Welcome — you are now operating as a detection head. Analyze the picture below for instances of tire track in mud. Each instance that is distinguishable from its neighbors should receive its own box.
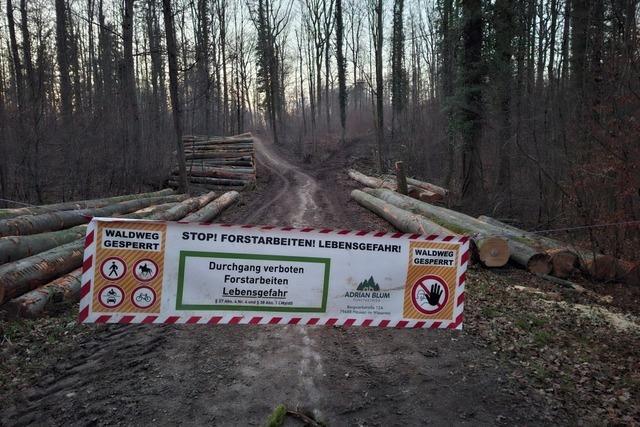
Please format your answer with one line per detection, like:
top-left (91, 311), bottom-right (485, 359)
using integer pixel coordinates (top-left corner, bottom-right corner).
top-left (2, 139), bottom-right (548, 426)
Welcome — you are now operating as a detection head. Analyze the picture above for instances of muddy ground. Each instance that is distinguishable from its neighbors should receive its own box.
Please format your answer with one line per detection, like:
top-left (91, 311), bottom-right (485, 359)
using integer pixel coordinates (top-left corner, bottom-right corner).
top-left (1, 137), bottom-right (639, 426)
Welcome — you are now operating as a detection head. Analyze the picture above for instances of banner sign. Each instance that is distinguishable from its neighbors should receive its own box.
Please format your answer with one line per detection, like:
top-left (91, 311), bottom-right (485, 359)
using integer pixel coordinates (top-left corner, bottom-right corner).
top-left (79, 218), bottom-right (469, 329)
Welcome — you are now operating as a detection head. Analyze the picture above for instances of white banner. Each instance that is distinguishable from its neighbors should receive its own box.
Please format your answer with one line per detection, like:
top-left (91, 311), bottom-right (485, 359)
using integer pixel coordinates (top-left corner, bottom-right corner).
top-left (79, 218), bottom-right (469, 329)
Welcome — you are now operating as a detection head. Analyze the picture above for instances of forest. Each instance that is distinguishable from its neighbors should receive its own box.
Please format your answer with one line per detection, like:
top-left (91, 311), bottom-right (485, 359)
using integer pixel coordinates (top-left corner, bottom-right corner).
top-left (0, 0), bottom-right (638, 257)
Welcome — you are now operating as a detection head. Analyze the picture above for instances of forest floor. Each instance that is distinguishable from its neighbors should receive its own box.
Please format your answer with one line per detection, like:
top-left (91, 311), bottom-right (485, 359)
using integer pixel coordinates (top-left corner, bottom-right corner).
top-left (1, 136), bottom-right (639, 426)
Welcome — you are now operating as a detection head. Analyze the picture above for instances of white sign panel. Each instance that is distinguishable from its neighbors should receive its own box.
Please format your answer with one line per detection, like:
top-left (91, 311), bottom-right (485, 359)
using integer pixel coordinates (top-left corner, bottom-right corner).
top-left (80, 218), bottom-right (469, 329)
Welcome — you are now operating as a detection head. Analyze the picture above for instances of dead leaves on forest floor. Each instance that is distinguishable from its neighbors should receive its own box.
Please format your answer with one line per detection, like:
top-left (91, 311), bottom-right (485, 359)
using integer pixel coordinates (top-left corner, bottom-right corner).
top-left (465, 267), bottom-right (640, 425)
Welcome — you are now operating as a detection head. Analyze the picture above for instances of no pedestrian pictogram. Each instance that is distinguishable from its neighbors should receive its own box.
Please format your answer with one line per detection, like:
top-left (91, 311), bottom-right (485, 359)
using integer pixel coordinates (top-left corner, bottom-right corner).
top-left (100, 257), bottom-right (126, 281)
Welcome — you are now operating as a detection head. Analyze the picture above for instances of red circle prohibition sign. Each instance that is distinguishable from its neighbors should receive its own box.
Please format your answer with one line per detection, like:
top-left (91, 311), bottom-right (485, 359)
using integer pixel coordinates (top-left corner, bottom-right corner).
top-left (411, 274), bottom-right (449, 315)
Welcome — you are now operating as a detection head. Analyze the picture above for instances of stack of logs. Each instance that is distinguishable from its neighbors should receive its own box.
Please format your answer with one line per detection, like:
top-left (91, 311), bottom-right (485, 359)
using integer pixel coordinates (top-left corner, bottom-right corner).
top-left (0, 188), bottom-right (240, 318)
top-left (169, 133), bottom-right (257, 191)
top-left (349, 169), bottom-right (639, 286)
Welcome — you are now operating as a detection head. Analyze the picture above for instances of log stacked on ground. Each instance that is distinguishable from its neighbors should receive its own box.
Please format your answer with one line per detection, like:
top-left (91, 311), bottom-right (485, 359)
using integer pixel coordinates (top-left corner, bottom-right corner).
top-left (0, 191), bottom-right (237, 317)
top-left (0, 189), bottom-right (176, 220)
top-left (348, 169), bottom-right (444, 203)
top-left (364, 188), bottom-right (511, 267)
top-left (0, 194), bottom-right (186, 237)
top-left (170, 133), bottom-right (257, 191)
top-left (477, 215), bottom-right (639, 285)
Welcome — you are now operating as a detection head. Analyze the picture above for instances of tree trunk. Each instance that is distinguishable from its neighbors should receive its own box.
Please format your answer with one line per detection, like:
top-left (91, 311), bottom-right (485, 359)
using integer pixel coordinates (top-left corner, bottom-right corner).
top-left (0, 194), bottom-right (184, 237)
top-left (4, 268), bottom-right (82, 318)
top-left (55, 0), bottom-right (72, 119)
top-left (0, 188), bottom-right (176, 220)
top-left (0, 200), bottom-right (183, 264)
top-left (182, 191), bottom-right (240, 222)
top-left (459, 0), bottom-right (484, 199)
top-left (0, 194), bottom-right (213, 304)
top-left (163, 0), bottom-right (189, 192)
top-left (335, 0), bottom-right (347, 142)
top-left (351, 190), bottom-right (453, 235)
top-left (362, 188), bottom-right (549, 271)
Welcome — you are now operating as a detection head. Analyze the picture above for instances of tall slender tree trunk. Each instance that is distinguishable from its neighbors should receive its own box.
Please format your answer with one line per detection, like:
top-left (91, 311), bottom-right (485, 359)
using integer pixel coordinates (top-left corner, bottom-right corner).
top-left (459, 0), bottom-right (484, 200)
top-left (374, 0), bottom-right (384, 171)
top-left (162, 0), bottom-right (188, 192)
top-left (335, 0), bottom-right (346, 142)
top-left (494, 0), bottom-right (514, 206)
top-left (55, 0), bottom-right (72, 121)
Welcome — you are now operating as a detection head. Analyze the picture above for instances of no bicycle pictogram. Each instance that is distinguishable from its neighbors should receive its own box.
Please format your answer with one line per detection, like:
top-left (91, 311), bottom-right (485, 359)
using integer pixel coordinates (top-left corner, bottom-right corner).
top-left (411, 275), bottom-right (449, 315)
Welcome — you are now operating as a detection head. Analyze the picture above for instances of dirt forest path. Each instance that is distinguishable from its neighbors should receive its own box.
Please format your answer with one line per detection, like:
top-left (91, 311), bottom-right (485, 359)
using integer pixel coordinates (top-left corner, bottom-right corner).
top-left (3, 138), bottom-right (550, 426)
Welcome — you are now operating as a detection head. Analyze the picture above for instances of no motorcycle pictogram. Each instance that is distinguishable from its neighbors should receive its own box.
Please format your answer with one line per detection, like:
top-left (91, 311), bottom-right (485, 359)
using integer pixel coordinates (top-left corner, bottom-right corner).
top-left (411, 275), bottom-right (449, 315)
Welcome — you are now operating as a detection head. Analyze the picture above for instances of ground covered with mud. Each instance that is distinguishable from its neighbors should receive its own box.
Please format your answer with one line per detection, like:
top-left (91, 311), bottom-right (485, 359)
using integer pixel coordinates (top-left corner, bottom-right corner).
top-left (1, 137), bottom-right (638, 425)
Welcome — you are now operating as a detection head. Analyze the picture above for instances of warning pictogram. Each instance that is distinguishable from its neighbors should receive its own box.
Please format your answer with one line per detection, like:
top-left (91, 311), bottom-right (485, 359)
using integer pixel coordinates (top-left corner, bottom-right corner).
top-left (98, 285), bottom-right (125, 308)
top-left (410, 275), bottom-right (449, 315)
top-left (133, 259), bottom-right (159, 281)
top-left (100, 257), bottom-right (126, 281)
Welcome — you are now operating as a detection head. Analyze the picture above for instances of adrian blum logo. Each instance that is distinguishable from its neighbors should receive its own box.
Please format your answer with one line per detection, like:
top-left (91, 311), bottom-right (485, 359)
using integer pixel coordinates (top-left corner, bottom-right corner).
top-left (344, 276), bottom-right (391, 299)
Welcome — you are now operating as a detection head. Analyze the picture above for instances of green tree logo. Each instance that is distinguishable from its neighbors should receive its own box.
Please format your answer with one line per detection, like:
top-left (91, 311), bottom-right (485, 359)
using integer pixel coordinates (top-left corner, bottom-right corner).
top-left (356, 276), bottom-right (380, 291)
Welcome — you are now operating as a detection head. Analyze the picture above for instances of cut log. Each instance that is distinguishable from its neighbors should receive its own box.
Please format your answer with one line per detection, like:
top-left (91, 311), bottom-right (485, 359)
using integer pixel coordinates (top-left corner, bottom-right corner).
top-left (173, 168), bottom-right (255, 181)
top-left (0, 194), bottom-right (211, 304)
top-left (181, 176), bottom-right (250, 187)
top-left (348, 169), bottom-right (396, 190)
top-left (349, 170), bottom-right (441, 202)
top-left (351, 190), bottom-right (454, 235)
top-left (476, 215), bottom-right (623, 281)
top-left (148, 192), bottom-right (218, 220)
top-left (474, 236), bottom-right (511, 267)
top-left (616, 260), bottom-right (640, 286)
top-left (0, 200), bottom-right (183, 265)
top-left (546, 248), bottom-right (579, 278)
top-left (382, 174), bottom-right (449, 197)
top-left (0, 188), bottom-right (176, 220)
top-left (0, 194), bottom-right (186, 237)
top-left (361, 188), bottom-right (544, 271)
top-left (0, 240), bottom-right (83, 304)
top-left (182, 191), bottom-right (240, 222)
top-left (4, 268), bottom-right (82, 318)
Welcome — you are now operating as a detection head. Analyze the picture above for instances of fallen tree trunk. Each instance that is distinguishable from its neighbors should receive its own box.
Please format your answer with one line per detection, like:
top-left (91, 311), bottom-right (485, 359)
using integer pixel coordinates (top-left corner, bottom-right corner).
top-left (3, 268), bottom-right (82, 318)
top-left (0, 194), bottom-right (186, 237)
top-left (168, 180), bottom-right (246, 192)
top-left (0, 200), bottom-right (183, 265)
top-left (351, 190), bottom-right (453, 235)
top-left (190, 161), bottom-right (254, 168)
top-left (0, 240), bottom-right (83, 304)
top-left (179, 176), bottom-right (250, 187)
top-left (148, 192), bottom-right (218, 220)
top-left (0, 188), bottom-right (175, 220)
top-left (382, 174), bottom-right (449, 197)
top-left (362, 188), bottom-right (549, 271)
top-left (476, 215), bottom-right (620, 280)
top-left (348, 170), bottom-right (441, 202)
top-left (182, 191), bottom-right (240, 222)
top-left (173, 168), bottom-right (255, 181)
top-left (0, 194), bottom-right (212, 304)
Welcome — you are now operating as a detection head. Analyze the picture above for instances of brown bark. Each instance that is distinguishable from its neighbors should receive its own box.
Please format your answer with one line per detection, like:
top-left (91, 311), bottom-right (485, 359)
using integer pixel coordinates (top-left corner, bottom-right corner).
top-left (163, 0), bottom-right (189, 192)
top-left (0, 189), bottom-right (176, 220)
top-left (395, 161), bottom-right (408, 195)
top-left (0, 194), bottom-right (184, 237)
top-left (182, 191), bottom-right (240, 222)
top-left (351, 190), bottom-right (452, 235)
top-left (4, 268), bottom-right (82, 318)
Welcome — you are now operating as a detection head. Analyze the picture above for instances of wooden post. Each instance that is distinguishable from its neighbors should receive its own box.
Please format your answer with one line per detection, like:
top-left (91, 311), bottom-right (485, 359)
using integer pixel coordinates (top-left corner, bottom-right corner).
top-left (395, 161), bottom-right (408, 195)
